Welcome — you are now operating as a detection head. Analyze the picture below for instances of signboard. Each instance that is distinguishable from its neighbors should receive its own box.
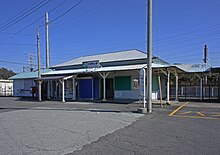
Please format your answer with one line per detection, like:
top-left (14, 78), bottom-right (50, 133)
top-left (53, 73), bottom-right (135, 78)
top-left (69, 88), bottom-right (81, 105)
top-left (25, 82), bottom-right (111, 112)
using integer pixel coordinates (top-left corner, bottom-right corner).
top-left (82, 60), bottom-right (100, 68)
top-left (139, 68), bottom-right (145, 96)
top-left (132, 77), bottom-right (140, 89)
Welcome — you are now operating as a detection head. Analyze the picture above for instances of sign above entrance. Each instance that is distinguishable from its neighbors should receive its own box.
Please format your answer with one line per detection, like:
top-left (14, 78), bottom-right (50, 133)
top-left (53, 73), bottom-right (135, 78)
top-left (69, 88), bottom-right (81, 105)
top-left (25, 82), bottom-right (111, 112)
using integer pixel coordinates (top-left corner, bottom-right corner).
top-left (82, 60), bottom-right (100, 68)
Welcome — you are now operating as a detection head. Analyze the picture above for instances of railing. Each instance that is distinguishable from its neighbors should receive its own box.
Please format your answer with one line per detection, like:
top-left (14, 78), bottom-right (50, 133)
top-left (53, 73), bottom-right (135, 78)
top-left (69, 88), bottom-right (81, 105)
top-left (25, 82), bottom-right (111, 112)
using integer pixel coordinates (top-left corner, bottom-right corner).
top-left (170, 85), bottom-right (219, 100)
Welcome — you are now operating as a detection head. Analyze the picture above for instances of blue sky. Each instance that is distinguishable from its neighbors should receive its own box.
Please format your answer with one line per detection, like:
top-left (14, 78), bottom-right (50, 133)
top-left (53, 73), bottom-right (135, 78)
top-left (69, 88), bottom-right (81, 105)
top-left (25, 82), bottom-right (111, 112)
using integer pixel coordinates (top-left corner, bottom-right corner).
top-left (0, 0), bottom-right (219, 72)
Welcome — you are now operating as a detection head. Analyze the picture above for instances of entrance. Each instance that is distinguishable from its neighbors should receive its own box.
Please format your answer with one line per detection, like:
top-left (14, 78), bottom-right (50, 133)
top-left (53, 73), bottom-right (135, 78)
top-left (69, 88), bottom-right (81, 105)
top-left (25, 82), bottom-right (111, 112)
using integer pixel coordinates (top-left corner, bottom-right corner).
top-left (101, 78), bottom-right (114, 99)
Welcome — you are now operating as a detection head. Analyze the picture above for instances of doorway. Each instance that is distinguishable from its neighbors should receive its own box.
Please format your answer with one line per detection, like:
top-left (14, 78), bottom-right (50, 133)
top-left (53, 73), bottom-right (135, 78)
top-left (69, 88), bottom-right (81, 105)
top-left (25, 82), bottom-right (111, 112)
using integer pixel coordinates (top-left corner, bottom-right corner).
top-left (101, 78), bottom-right (114, 99)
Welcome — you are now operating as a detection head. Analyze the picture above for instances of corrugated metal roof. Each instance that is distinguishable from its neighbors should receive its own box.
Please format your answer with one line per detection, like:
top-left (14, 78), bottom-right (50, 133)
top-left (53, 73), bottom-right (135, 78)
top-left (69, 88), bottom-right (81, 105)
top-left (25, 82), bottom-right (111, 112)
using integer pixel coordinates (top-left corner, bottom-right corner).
top-left (173, 64), bottom-right (210, 73)
top-left (43, 63), bottom-right (210, 76)
top-left (52, 49), bottom-right (147, 68)
top-left (43, 64), bottom-right (170, 76)
top-left (9, 69), bottom-right (51, 80)
top-left (38, 76), bottom-right (65, 80)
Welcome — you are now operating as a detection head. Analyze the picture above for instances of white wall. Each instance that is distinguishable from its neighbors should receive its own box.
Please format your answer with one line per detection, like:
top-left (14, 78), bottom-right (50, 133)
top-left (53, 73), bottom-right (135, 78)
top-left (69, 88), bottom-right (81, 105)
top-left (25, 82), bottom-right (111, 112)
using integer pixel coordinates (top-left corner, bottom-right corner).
top-left (109, 70), bottom-right (164, 100)
top-left (0, 81), bottom-right (13, 96)
top-left (13, 79), bottom-right (35, 97)
top-left (111, 70), bottom-right (140, 100)
top-left (115, 90), bottom-right (139, 99)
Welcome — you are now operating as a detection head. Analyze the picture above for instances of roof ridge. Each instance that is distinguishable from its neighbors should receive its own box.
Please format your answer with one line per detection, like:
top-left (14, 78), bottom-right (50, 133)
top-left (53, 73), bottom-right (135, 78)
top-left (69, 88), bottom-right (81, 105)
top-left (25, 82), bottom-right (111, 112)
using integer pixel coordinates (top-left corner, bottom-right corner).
top-left (79, 49), bottom-right (144, 58)
top-left (52, 49), bottom-right (148, 68)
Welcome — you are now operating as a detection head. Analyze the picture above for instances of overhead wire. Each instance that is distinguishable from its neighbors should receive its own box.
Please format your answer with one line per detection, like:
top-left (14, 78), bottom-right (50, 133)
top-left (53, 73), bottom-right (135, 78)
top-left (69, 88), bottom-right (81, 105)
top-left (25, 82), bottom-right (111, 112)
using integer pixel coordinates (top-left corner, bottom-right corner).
top-left (49, 0), bottom-right (85, 24)
top-left (166, 53), bottom-right (220, 62)
top-left (14, 15), bottom-right (44, 35)
top-left (165, 51), bottom-right (220, 61)
top-left (14, 0), bottom-right (70, 35)
top-left (152, 0), bottom-right (219, 60)
top-left (52, 0), bottom-right (109, 27)
top-left (0, 0), bottom-right (39, 27)
top-left (153, 24), bottom-right (220, 43)
top-left (155, 29), bottom-right (220, 47)
top-left (163, 53), bottom-right (203, 60)
top-left (48, 0), bottom-right (70, 13)
top-left (0, 0), bottom-right (86, 68)
top-left (0, 31), bottom-right (34, 36)
top-left (0, 60), bottom-right (29, 65)
top-left (1, 0), bottom-right (219, 67)
top-left (156, 36), bottom-right (220, 53)
top-left (0, 42), bottom-right (36, 46)
top-left (0, 0), bottom-right (53, 32)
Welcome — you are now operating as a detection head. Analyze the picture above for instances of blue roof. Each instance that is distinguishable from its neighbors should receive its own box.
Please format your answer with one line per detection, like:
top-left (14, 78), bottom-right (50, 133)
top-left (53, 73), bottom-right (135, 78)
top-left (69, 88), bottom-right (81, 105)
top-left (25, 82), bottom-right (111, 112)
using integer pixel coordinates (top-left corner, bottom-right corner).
top-left (9, 69), bottom-right (51, 80)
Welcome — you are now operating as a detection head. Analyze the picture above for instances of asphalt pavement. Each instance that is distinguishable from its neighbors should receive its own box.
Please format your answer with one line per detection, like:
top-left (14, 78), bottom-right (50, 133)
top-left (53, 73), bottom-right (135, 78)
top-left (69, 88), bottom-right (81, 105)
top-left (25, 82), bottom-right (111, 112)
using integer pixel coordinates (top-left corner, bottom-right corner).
top-left (0, 97), bottom-right (220, 155)
top-left (68, 101), bottom-right (220, 155)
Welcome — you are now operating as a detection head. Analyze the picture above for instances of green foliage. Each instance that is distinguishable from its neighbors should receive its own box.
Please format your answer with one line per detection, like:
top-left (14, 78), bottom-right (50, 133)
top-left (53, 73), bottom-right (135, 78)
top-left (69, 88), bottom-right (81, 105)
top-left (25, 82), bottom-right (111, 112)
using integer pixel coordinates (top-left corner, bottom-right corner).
top-left (0, 68), bottom-right (16, 79)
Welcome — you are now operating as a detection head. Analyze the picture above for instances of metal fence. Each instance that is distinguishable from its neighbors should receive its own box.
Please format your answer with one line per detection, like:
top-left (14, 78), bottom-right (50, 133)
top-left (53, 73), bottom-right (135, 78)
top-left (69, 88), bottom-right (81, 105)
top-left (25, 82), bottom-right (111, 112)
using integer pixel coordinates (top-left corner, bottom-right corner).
top-left (170, 85), bottom-right (219, 100)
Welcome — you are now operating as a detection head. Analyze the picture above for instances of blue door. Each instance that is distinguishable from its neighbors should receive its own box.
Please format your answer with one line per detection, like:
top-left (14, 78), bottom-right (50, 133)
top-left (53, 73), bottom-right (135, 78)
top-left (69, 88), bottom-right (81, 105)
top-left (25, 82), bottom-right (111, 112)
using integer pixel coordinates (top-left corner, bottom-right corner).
top-left (79, 79), bottom-right (92, 98)
top-left (93, 78), bottom-right (99, 99)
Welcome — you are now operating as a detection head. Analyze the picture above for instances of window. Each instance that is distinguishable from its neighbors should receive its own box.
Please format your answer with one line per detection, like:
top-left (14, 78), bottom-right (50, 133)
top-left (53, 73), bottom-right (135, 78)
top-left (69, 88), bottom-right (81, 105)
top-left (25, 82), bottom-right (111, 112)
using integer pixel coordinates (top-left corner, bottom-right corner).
top-left (115, 76), bottom-right (131, 90)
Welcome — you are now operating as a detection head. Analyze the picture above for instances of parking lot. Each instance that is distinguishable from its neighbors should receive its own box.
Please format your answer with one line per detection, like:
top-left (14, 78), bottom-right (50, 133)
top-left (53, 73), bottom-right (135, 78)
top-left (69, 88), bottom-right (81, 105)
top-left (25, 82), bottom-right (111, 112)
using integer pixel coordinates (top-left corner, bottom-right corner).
top-left (71, 101), bottom-right (220, 155)
top-left (0, 97), bottom-right (144, 155)
top-left (0, 97), bottom-right (220, 155)
top-left (169, 101), bottom-right (220, 120)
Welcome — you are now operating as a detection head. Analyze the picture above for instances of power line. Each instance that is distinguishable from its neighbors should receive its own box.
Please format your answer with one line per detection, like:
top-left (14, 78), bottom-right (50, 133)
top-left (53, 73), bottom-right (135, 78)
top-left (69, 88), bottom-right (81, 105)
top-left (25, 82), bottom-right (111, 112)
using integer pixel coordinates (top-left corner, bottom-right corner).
top-left (154, 49), bottom-right (220, 64)
top-left (49, 0), bottom-right (70, 13)
top-left (0, 0), bottom-right (53, 32)
top-left (157, 37), bottom-right (220, 53)
top-left (53, 0), bottom-right (109, 27)
top-left (0, 31), bottom-right (34, 36)
top-left (152, 27), bottom-right (220, 50)
top-left (156, 30), bottom-right (220, 47)
top-left (153, 0), bottom-right (220, 39)
top-left (0, 0), bottom-right (51, 30)
top-left (14, 15), bottom-right (44, 35)
top-left (153, 24), bottom-right (220, 43)
top-left (166, 54), bottom-right (220, 62)
top-left (162, 53), bottom-right (203, 60)
top-left (209, 52), bottom-right (220, 55)
top-left (0, 0), bottom-right (39, 27)
top-left (14, 0), bottom-right (70, 35)
top-left (50, 0), bottom-right (85, 24)
top-left (0, 42), bottom-right (36, 46)
top-left (0, 60), bottom-right (28, 65)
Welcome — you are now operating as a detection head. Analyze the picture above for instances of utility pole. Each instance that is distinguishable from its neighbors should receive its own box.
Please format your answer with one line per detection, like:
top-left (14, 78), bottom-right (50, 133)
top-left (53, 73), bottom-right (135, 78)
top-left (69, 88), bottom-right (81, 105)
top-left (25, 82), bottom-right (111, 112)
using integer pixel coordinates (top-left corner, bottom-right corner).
top-left (45, 12), bottom-right (50, 99)
top-left (203, 45), bottom-right (208, 85)
top-left (138, 0), bottom-right (152, 114)
top-left (147, 0), bottom-right (152, 113)
top-left (204, 45), bottom-right (208, 64)
top-left (37, 27), bottom-right (42, 102)
top-left (45, 12), bottom-right (50, 68)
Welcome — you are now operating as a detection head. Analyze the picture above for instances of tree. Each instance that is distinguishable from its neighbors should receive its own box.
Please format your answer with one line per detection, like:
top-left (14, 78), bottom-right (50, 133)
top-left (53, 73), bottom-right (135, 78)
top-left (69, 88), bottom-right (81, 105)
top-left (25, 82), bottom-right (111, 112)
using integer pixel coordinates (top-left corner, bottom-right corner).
top-left (0, 68), bottom-right (16, 79)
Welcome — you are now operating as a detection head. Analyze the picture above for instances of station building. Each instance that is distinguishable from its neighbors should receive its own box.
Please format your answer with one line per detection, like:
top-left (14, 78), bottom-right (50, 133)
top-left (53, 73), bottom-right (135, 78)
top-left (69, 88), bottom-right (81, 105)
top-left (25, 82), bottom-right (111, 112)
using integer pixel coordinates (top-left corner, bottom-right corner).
top-left (10, 49), bottom-right (212, 103)
top-left (41, 49), bottom-right (169, 102)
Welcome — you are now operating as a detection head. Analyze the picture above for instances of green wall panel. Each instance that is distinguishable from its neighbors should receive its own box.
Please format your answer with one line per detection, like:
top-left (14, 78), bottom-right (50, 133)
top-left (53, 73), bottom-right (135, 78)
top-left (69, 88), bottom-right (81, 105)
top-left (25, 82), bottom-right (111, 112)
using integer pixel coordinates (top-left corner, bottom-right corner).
top-left (153, 75), bottom-right (159, 91)
top-left (115, 76), bottom-right (131, 90)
